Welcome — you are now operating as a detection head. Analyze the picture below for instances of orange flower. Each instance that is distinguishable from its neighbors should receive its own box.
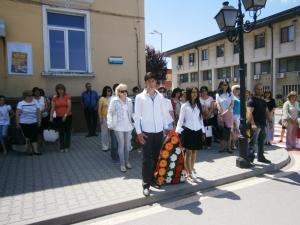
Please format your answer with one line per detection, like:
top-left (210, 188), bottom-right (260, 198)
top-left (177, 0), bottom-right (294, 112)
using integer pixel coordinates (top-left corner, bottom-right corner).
top-left (157, 176), bottom-right (165, 185)
top-left (158, 168), bottom-right (166, 176)
top-left (159, 160), bottom-right (167, 168)
top-left (164, 142), bottom-right (173, 151)
top-left (160, 150), bottom-right (170, 159)
top-left (170, 136), bottom-right (179, 145)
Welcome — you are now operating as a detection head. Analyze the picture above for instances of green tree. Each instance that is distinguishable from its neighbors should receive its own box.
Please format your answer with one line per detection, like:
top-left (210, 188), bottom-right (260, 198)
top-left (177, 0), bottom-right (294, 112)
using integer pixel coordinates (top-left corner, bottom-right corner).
top-left (145, 45), bottom-right (168, 81)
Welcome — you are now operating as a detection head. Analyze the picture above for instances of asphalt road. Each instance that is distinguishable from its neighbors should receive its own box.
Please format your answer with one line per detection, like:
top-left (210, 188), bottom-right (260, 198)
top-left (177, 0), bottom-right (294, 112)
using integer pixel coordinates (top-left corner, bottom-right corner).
top-left (78, 151), bottom-right (300, 225)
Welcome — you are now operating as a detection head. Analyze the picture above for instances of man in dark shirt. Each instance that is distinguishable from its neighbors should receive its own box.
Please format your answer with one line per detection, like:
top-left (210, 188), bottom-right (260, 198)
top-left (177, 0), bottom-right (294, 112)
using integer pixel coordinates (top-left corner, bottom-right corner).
top-left (247, 83), bottom-right (271, 164)
top-left (81, 82), bottom-right (99, 137)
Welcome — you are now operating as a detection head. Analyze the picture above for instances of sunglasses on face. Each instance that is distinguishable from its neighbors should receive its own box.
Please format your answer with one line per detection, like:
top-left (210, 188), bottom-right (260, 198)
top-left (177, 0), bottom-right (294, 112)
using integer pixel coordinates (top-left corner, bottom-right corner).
top-left (120, 90), bottom-right (128, 94)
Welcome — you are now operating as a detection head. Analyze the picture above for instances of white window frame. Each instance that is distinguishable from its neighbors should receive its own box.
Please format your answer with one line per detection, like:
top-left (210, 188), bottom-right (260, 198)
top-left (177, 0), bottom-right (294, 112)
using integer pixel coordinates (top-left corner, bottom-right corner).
top-left (42, 5), bottom-right (92, 74)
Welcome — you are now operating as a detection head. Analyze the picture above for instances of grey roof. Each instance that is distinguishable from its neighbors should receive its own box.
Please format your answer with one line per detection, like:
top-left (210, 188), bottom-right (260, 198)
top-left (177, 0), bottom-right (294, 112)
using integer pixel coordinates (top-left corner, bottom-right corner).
top-left (164, 5), bottom-right (300, 56)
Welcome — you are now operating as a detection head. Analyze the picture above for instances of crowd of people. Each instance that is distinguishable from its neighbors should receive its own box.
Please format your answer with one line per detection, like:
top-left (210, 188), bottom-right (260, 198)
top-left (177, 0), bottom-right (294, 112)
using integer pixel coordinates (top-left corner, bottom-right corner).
top-left (0, 73), bottom-right (299, 197)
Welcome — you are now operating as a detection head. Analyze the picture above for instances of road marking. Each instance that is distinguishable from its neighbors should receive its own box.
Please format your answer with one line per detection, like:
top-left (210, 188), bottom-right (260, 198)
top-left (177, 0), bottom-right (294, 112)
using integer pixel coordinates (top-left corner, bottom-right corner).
top-left (82, 154), bottom-right (300, 225)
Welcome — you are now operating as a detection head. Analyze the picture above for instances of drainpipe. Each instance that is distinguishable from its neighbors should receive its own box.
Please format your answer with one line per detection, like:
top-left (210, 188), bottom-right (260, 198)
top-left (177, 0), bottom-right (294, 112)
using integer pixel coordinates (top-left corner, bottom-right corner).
top-left (134, 27), bottom-right (140, 88)
top-left (269, 23), bottom-right (275, 97)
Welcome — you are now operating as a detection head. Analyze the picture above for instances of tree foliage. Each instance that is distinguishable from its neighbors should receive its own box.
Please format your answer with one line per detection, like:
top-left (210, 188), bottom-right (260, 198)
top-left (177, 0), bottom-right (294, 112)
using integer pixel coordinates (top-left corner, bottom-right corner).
top-left (145, 45), bottom-right (168, 81)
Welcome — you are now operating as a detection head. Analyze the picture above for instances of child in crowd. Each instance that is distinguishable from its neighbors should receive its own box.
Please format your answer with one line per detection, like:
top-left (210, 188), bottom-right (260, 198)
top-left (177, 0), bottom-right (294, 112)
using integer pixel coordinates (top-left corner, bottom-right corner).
top-left (0, 95), bottom-right (13, 154)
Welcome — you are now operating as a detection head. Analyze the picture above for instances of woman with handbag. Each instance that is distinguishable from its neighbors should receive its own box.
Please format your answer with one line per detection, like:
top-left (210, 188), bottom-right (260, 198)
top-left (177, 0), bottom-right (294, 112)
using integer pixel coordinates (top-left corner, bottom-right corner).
top-left (107, 84), bottom-right (134, 172)
top-left (199, 86), bottom-right (214, 149)
top-left (216, 80), bottom-right (234, 153)
top-left (282, 91), bottom-right (299, 150)
top-left (50, 84), bottom-right (72, 152)
top-left (16, 90), bottom-right (41, 155)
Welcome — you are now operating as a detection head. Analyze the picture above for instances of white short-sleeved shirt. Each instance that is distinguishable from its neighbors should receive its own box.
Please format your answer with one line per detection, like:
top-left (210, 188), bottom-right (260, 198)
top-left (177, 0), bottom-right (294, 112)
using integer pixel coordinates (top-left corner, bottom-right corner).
top-left (34, 96), bottom-right (48, 118)
top-left (0, 105), bottom-right (12, 125)
top-left (200, 96), bottom-right (214, 119)
top-left (216, 92), bottom-right (234, 112)
top-left (17, 100), bottom-right (39, 124)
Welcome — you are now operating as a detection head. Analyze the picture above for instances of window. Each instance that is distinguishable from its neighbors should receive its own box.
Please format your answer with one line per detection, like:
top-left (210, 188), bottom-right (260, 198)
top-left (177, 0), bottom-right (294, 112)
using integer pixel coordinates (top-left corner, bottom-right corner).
top-left (254, 32), bottom-right (265, 49)
top-left (177, 56), bottom-right (183, 66)
top-left (179, 73), bottom-right (188, 83)
top-left (233, 43), bottom-right (239, 54)
top-left (254, 61), bottom-right (270, 74)
top-left (279, 56), bottom-right (300, 73)
top-left (217, 67), bottom-right (231, 79)
top-left (189, 53), bottom-right (195, 64)
top-left (201, 49), bottom-right (208, 60)
top-left (283, 84), bottom-right (300, 100)
top-left (190, 72), bottom-right (199, 82)
top-left (234, 66), bottom-right (239, 78)
top-left (216, 44), bottom-right (224, 57)
top-left (281, 25), bottom-right (294, 43)
top-left (202, 70), bottom-right (212, 81)
top-left (43, 7), bottom-right (91, 73)
top-left (234, 64), bottom-right (247, 78)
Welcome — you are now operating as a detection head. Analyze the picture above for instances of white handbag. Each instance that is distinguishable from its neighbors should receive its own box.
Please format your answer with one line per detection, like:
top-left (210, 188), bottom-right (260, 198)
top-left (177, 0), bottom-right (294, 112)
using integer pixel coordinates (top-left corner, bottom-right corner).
top-left (205, 126), bottom-right (213, 137)
top-left (43, 129), bottom-right (59, 142)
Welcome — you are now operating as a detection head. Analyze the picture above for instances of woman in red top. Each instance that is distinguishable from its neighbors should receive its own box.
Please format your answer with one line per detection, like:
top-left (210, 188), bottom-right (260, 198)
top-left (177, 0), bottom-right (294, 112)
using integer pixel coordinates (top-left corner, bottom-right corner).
top-left (50, 84), bottom-right (72, 152)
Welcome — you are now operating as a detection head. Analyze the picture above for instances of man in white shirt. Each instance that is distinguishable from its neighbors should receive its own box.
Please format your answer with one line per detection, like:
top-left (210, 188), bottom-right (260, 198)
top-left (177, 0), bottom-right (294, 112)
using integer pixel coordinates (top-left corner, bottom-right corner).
top-left (134, 72), bottom-right (169, 197)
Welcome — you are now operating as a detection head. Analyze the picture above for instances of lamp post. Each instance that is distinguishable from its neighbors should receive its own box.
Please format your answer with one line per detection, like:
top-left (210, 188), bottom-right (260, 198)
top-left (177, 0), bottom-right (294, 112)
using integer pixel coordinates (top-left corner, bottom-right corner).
top-left (215, 0), bottom-right (267, 168)
top-left (150, 30), bottom-right (163, 52)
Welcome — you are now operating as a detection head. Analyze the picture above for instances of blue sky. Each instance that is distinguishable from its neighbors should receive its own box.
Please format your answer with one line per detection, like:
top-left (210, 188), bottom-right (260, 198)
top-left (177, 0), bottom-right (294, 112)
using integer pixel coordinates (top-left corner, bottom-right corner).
top-left (145, 0), bottom-right (300, 54)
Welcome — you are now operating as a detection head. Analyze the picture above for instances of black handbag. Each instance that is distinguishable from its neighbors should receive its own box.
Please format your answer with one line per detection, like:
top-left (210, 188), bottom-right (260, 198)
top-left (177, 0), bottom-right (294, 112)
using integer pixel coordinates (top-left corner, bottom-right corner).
top-left (12, 128), bottom-right (26, 145)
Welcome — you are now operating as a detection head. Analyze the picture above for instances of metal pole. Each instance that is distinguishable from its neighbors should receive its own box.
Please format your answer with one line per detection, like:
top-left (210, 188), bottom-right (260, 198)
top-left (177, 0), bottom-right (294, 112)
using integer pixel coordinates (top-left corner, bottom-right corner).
top-left (160, 33), bottom-right (163, 52)
top-left (236, 0), bottom-right (251, 168)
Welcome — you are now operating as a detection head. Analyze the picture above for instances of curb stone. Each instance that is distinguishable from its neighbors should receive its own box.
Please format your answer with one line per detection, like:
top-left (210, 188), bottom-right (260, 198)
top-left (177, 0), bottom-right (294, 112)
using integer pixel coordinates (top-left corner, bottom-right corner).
top-left (27, 149), bottom-right (290, 225)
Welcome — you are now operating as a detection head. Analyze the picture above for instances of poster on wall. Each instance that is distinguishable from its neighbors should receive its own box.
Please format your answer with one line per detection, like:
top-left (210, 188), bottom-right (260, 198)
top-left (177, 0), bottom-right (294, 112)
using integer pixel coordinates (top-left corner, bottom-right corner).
top-left (7, 42), bottom-right (33, 75)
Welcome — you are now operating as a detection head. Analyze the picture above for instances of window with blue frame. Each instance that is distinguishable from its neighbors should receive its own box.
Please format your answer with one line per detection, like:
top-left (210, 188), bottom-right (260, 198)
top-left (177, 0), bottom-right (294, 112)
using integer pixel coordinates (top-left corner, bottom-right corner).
top-left (47, 12), bottom-right (87, 72)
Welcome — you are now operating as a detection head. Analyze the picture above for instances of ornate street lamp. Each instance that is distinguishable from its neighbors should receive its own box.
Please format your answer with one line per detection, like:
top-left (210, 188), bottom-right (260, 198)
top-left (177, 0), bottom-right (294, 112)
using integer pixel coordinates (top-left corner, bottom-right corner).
top-left (215, 0), bottom-right (267, 168)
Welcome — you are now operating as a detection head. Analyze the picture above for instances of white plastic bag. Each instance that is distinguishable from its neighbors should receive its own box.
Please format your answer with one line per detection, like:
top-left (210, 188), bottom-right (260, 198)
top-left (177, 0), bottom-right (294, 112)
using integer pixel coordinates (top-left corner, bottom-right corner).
top-left (43, 129), bottom-right (59, 142)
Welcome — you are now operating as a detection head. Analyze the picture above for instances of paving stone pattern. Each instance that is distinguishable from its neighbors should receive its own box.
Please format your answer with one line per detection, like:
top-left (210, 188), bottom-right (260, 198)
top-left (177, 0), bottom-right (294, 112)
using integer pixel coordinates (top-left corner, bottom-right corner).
top-left (0, 134), bottom-right (287, 225)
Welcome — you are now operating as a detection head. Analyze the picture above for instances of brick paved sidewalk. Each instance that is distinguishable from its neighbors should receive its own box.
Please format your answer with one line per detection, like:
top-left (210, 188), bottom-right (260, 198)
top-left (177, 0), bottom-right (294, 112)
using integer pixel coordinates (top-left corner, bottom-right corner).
top-left (0, 134), bottom-right (289, 225)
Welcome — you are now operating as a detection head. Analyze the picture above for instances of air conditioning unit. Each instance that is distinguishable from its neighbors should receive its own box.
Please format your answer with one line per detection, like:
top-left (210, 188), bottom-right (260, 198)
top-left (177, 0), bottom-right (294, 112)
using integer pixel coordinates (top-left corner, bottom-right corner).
top-left (253, 74), bottom-right (260, 80)
top-left (208, 80), bottom-right (212, 84)
top-left (233, 77), bottom-right (239, 82)
top-left (189, 62), bottom-right (194, 66)
top-left (297, 71), bottom-right (300, 76)
top-left (276, 73), bottom-right (285, 79)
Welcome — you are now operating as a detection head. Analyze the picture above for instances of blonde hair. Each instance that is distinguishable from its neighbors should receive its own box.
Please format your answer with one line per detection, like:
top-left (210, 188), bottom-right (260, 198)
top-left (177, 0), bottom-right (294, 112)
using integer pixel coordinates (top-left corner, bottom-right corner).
top-left (115, 83), bottom-right (128, 97)
top-left (287, 91), bottom-right (297, 100)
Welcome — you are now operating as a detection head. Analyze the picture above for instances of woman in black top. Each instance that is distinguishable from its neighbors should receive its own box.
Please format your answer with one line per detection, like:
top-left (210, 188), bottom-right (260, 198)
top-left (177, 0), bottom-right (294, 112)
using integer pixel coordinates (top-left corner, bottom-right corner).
top-left (264, 90), bottom-right (276, 145)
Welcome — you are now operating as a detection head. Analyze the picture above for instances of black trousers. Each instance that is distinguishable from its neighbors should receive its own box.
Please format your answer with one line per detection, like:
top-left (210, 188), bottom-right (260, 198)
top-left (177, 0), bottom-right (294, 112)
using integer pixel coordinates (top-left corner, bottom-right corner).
top-left (84, 108), bottom-right (98, 135)
top-left (142, 131), bottom-right (163, 188)
top-left (54, 115), bottom-right (72, 149)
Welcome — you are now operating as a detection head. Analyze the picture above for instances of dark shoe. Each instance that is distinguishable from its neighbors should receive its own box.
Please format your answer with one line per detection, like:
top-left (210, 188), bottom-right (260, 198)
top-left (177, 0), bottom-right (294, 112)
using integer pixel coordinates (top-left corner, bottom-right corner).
top-left (92, 134), bottom-right (98, 137)
top-left (258, 158), bottom-right (271, 164)
top-left (34, 152), bottom-right (42, 155)
top-left (85, 134), bottom-right (92, 137)
top-left (150, 182), bottom-right (161, 189)
top-left (143, 188), bottom-right (150, 197)
top-left (219, 149), bottom-right (225, 153)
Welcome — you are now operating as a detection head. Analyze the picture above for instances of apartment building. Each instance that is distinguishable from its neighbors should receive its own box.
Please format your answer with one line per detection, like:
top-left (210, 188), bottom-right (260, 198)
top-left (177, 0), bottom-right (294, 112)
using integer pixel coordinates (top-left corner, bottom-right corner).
top-left (165, 6), bottom-right (300, 100)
